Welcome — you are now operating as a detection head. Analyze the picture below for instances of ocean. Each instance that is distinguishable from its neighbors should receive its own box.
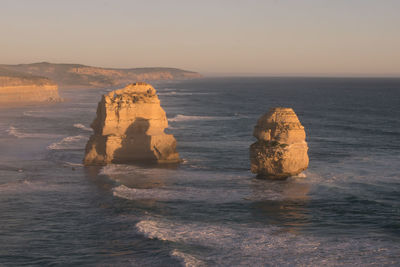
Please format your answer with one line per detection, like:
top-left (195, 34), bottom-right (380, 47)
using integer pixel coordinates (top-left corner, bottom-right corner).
top-left (0, 77), bottom-right (399, 266)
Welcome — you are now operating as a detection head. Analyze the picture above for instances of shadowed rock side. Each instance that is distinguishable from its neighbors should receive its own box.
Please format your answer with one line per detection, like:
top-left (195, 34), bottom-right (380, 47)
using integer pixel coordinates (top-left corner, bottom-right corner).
top-left (0, 67), bottom-right (60, 104)
top-left (250, 107), bottom-right (309, 179)
top-left (84, 82), bottom-right (180, 165)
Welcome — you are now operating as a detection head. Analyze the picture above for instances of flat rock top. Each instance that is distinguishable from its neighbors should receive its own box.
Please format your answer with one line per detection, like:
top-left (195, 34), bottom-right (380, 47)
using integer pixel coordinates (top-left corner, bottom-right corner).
top-left (253, 107), bottom-right (306, 143)
top-left (108, 82), bottom-right (156, 98)
top-left (257, 107), bottom-right (303, 126)
top-left (104, 82), bottom-right (159, 104)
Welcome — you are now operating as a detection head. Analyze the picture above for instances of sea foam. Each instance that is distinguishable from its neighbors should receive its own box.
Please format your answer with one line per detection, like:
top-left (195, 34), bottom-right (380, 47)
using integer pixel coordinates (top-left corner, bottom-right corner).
top-left (136, 218), bottom-right (399, 266)
top-left (47, 135), bottom-right (88, 150)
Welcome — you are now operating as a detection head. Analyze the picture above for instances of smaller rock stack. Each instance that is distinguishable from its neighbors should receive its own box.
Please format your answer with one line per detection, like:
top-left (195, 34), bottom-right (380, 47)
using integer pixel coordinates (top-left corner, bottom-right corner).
top-left (250, 107), bottom-right (309, 179)
top-left (84, 82), bottom-right (180, 165)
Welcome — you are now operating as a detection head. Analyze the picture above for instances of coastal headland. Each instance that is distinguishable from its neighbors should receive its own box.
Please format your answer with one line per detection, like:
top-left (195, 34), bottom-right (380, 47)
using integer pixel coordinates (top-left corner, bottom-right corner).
top-left (0, 67), bottom-right (60, 104)
top-left (1, 62), bottom-right (202, 88)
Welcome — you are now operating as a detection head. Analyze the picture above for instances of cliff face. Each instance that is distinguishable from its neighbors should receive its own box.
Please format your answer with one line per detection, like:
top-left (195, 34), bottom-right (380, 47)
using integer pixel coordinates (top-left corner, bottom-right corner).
top-left (0, 68), bottom-right (60, 104)
top-left (1, 62), bottom-right (202, 88)
top-left (84, 82), bottom-right (180, 165)
top-left (250, 107), bottom-right (309, 179)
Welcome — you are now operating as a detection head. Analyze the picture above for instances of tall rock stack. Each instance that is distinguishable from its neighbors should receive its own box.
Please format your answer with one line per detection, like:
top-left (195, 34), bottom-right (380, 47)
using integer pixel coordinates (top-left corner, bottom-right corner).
top-left (250, 107), bottom-right (309, 179)
top-left (84, 82), bottom-right (180, 165)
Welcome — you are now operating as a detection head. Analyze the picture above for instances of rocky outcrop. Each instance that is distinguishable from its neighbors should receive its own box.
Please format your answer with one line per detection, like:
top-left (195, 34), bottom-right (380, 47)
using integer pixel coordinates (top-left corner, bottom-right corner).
top-left (1, 62), bottom-right (202, 88)
top-left (250, 107), bottom-right (309, 179)
top-left (0, 68), bottom-right (60, 104)
top-left (84, 82), bottom-right (180, 165)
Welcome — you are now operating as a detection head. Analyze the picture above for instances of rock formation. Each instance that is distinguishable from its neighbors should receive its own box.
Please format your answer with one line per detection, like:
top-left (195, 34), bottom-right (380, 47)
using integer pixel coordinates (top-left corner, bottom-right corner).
top-left (250, 107), bottom-right (309, 179)
top-left (0, 67), bottom-right (60, 104)
top-left (84, 82), bottom-right (180, 165)
top-left (1, 62), bottom-right (202, 88)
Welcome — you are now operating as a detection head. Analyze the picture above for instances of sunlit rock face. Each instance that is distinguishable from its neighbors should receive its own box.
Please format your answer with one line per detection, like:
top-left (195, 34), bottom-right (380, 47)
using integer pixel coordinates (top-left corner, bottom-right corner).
top-left (84, 82), bottom-right (180, 165)
top-left (250, 107), bottom-right (309, 179)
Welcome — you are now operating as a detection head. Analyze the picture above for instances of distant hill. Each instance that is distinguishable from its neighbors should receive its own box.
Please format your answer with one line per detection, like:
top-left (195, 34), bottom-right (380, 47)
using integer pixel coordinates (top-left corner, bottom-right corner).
top-left (0, 62), bottom-right (202, 88)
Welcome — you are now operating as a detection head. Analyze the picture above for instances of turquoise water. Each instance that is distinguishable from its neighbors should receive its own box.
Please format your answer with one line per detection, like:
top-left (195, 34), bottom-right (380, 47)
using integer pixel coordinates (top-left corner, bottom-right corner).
top-left (0, 78), bottom-right (399, 266)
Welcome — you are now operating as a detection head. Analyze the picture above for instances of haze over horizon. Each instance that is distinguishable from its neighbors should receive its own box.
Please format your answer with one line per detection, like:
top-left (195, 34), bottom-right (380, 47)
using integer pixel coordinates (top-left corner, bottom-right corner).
top-left (1, 0), bottom-right (400, 77)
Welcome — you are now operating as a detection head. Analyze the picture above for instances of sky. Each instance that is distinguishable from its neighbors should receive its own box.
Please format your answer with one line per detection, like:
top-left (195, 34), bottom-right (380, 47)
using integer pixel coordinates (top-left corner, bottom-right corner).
top-left (1, 0), bottom-right (400, 76)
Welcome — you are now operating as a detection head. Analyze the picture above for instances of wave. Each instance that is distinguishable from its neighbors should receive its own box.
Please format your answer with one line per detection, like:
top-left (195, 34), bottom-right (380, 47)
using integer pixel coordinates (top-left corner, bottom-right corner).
top-left (135, 219), bottom-right (281, 266)
top-left (7, 126), bottom-right (60, 139)
top-left (170, 249), bottom-right (205, 267)
top-left (63, 161), bottom-right (84, 167)
top-left (23, 110), bottom-right (46, 118)
top-left (100, 164), bottom-right (145, 176)
top-left (294, 172), bottom-right (307, 178)
top-left (100, 164), bottom-right (183, 179)
top-left (73, 123), bottom-right (92, 132)
top-left (168, 114), bottom-right (235, 122)
top-left (158, 91), bottom-right (212, 96)
top-left (136, 218), bottom-right (399, 266)
top-left (0, 180), bottom-right (60, 193)
top-left (47, 135), bottom-right (88, 150)
top-left (112, 184), bottom-right (282, 203)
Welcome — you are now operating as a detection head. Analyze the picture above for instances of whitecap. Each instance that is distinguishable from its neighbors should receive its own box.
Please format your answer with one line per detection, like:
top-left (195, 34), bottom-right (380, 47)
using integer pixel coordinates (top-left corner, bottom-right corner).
top-left (73, 123), bottom-right (92, 132)
top-left (47, 135), bottom-right (88, 150)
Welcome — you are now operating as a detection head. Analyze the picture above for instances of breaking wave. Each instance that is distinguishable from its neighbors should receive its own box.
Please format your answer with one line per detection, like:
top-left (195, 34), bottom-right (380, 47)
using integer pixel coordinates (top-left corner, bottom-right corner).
top-left (170, 249), bottom-right (205, 267)
top-left (47, 135), bottom-right (88, 150)
top-left (73, 123), bottom-right (92, 132)
top-left (136, 218), bottom-right (399, 266)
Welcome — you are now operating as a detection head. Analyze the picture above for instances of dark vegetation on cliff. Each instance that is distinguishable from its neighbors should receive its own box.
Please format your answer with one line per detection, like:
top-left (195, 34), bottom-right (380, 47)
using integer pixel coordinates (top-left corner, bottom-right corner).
top-left (0, 62), bottom-right (202, 88)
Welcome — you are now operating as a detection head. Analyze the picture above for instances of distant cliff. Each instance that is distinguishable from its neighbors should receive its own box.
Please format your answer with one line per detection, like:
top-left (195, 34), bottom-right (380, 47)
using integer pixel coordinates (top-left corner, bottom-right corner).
top-left (0, 62), bottom-right (202, 88)
top-left (0, 68), bottom-right (60, 104)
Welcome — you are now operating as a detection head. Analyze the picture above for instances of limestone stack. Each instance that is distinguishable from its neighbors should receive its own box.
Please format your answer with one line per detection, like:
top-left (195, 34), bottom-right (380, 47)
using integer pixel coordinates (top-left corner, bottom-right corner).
top-left (250, 107), bottom-right (309, 179)
top-left (84, 82), bottom-right (180, 165)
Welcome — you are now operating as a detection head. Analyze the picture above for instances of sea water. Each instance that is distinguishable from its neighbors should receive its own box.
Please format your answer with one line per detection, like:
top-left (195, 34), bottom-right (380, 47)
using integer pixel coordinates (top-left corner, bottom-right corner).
top-left (0, 78), bottom-right (399, 266)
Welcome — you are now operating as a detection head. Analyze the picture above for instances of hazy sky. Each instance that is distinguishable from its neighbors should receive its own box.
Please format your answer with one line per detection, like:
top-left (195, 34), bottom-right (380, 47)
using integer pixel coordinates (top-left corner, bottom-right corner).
top-left (1, 0), bottom-right (400, 76)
